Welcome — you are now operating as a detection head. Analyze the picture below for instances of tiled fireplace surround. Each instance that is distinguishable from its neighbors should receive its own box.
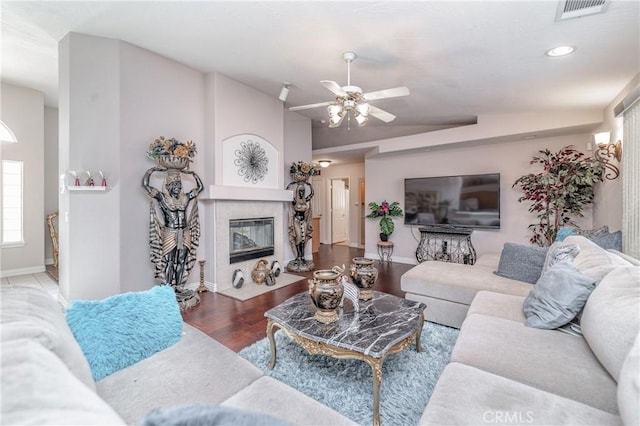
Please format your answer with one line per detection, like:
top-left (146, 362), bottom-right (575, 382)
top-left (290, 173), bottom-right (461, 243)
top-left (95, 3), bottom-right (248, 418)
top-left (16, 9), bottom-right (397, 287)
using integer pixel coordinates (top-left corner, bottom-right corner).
top-left (204, 187), bottom-right (293, 292)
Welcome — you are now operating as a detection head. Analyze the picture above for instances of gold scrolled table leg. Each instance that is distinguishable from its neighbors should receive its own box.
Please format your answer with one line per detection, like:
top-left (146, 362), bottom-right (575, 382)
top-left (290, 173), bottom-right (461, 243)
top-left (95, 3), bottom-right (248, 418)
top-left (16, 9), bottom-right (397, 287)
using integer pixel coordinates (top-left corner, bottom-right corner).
top-left (362, 356), bottom-right (384, 426)
top-left (416, 312), bottom-right (425, 353)
top-left (267, 319), bottom-right (280, 369)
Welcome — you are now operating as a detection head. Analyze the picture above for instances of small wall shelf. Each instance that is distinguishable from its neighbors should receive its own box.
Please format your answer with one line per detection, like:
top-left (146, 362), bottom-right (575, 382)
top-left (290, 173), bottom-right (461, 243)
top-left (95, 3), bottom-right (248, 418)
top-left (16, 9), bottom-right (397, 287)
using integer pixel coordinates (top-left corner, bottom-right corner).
top-left (67, 186), bottom-right (110, 192)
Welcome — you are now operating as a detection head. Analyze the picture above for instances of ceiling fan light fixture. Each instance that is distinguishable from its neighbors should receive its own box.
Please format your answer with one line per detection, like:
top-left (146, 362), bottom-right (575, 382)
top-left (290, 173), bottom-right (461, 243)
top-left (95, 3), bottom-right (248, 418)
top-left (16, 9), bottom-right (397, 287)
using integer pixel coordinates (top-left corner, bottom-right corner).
top-left (328, 103), bottom-right (345, 127)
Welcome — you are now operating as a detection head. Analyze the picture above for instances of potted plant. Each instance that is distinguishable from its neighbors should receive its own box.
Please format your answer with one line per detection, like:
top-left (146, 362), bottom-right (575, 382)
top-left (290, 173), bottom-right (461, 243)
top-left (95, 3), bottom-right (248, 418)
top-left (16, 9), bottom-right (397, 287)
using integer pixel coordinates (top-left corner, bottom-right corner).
top-left (367, 200), bottom-right (404, 241)
top-left (513, 145), bottom-right (604, 246)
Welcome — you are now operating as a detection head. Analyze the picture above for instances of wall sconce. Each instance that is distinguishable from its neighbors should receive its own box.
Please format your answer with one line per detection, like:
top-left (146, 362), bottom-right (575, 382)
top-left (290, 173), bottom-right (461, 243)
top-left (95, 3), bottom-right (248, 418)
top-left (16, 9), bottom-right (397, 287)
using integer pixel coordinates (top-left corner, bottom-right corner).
top-left (593, 131), bottom-right (622, 180)
top-left (318, 160), bottom-right (332, 168)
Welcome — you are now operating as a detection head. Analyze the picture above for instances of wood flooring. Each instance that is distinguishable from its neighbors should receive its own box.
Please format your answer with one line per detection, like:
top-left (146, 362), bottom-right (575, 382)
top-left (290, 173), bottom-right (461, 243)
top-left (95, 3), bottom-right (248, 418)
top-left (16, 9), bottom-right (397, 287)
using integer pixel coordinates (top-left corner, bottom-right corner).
top-left (182, 244), bottom-right (414, 352)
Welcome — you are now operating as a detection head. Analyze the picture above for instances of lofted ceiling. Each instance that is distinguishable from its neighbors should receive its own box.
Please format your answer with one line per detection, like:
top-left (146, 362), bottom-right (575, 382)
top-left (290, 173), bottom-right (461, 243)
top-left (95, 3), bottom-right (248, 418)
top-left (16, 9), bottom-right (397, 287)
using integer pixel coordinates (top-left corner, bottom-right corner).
top-left (2, 1), bottom-right (639, 162)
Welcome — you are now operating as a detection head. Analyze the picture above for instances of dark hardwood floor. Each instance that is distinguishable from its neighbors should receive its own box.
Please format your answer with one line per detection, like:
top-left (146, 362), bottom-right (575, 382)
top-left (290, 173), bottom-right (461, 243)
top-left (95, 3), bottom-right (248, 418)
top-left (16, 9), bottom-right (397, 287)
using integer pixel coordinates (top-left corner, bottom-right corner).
top-left (182, 244), bottom-right (414, 352)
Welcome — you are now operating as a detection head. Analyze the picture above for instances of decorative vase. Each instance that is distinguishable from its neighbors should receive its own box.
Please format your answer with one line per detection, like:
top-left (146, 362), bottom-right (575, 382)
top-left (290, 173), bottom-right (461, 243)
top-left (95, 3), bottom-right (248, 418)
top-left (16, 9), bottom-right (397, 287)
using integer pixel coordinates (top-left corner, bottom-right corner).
top-left (380, 233), bottom-right (389, 242)
top-left (308, 266), bottom-right (345, 324)
top-left (251, 259), bottom-right (270, 285)
top-left (153, 155), bottom-right (191, 170)
top-left (349, 257), bottom-right (378, 300)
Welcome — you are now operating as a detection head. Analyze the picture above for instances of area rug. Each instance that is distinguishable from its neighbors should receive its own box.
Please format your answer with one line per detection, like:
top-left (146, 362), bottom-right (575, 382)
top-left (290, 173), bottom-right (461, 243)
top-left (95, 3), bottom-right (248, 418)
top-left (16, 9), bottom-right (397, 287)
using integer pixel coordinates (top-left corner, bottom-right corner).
top-left (239, 321), bottom-right (459, 425)
top-left (217, 273), bottom-right (304, 301)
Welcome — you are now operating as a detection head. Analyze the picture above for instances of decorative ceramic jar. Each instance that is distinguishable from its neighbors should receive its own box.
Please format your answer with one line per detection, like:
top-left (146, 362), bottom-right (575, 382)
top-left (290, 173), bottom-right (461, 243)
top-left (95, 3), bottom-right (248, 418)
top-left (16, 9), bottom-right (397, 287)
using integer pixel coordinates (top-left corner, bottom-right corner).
top-left (349, 257), bottom-right (378, 300)
top-left (251, 259), bottom-right (270, 285)
top-left (308, 266), bottom-right (345, 324)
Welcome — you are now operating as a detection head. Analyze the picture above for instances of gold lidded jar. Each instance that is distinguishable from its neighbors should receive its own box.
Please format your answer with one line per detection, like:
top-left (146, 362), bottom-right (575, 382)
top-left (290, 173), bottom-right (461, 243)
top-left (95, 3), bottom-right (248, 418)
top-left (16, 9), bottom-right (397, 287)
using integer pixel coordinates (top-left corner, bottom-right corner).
top-left (349, 257), bottom-right (378, 301)
top-left (308, 266), bottom-right (345, 324)
top-left (251, 259), bottom-right (270, 285)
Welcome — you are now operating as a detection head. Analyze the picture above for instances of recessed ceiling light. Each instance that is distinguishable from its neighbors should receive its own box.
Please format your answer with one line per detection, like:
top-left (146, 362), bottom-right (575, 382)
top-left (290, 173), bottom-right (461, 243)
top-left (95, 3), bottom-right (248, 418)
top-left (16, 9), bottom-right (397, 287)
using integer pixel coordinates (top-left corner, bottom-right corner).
top-left (545, 46), bottom-right (575, 57)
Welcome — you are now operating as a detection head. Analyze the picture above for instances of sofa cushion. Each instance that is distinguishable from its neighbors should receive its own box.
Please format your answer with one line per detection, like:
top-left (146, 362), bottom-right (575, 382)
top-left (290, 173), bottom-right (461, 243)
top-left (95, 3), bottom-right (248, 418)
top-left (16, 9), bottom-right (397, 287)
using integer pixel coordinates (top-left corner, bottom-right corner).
top-left (221, 376), bottom-right (358, 425)
top-left (0, 286), bottom-right (96, 390)
top-left (401, 261), bottom-right (532, 306)
top-left (523, 262), bottom-right (596, 329)
top-left (494, 243), bottom-right (548, 284)
top-left (66, 285), bottom-right (183, 381)
top-left (419, 362), bottom-right (622, 426)
top-left (581, 266), bottom-right (640, 382)
top-left (1, 338), bottom-right (126, 425)
top-left (96, 324), bottom-right (264, 424)
top-left (618, 335), bottom-right (640, 426)
top-left (452, 314), bottom-right (618, 413)
top-left (468, 291), bottom-right (527, 323)
top-left (565, 236), bottom-right (632, 283)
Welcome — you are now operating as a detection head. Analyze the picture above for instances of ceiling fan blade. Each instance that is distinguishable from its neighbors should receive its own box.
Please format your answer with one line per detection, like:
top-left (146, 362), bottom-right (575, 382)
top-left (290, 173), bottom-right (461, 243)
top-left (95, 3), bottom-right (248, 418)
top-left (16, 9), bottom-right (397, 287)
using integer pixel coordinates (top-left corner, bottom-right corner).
top-left (320, 80), bottom-right (345, 96)
top-left (368, 105), bottom-right (396, 123)
top-left (289, 101), bottom-right (331, 112)
top-left (363, 86), bottom-right (410, 101)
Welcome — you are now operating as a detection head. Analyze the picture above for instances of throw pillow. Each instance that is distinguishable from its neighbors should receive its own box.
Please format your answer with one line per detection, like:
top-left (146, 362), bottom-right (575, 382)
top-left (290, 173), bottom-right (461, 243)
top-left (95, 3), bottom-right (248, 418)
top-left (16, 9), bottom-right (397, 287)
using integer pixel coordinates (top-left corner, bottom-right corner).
top-left (494, 243), bottom-right (548, 284)
top-left (540, 241), bottom-right (580, 276)
top-left (141, 404), bottom-right (291, 426)
top-left (556, 225), bottom-right (610, 241)
top-left (523, 262), bottom-right (596, 329)
top-left (588, 230), bottom-right (623, 251)
top-left (66, 285), bottom-right (183, 381)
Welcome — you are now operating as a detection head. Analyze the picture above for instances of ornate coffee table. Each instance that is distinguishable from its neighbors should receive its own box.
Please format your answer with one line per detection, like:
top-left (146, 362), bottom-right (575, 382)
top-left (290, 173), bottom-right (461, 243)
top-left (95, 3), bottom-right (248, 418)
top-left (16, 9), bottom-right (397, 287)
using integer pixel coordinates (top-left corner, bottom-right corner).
top-left (265, 291), bottom-right (426, 426)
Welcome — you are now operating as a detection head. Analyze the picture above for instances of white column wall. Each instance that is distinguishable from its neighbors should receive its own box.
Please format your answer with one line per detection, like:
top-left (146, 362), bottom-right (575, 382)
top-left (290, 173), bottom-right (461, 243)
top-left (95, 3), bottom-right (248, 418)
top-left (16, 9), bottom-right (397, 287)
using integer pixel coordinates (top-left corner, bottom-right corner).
top-left (44, 107), bottom-right (59, 265)
top-left (58, 33), bottom-right (121, 301)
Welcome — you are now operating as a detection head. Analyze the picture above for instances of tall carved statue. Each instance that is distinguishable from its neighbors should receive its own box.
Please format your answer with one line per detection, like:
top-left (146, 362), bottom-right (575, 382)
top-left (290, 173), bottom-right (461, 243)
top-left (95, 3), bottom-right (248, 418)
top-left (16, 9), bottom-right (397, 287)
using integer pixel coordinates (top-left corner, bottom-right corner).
top-left (143, 137), bottom-right (203, 309)
top-left (286, 161), bottom-right (315, 272)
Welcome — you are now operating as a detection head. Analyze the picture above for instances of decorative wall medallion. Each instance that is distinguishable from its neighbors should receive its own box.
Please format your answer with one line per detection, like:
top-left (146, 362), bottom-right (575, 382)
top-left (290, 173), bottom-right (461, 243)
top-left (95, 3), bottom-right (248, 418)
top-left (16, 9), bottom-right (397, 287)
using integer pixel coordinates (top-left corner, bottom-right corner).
top-left (234, 140), bottom-right (269, 184)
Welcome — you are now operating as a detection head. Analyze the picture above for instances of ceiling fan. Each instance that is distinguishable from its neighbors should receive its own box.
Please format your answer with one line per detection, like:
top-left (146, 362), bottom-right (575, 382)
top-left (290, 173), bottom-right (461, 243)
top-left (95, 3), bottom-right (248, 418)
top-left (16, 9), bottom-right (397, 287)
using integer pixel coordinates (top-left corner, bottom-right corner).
top-left (289, 52), bottom-right (410, 128)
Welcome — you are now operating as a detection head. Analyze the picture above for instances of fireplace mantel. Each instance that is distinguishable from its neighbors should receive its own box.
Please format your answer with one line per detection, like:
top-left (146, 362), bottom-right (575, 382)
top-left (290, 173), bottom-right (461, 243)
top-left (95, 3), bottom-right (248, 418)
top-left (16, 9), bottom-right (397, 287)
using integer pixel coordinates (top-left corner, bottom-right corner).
top-left (202, 185), bottom-right (293, 202)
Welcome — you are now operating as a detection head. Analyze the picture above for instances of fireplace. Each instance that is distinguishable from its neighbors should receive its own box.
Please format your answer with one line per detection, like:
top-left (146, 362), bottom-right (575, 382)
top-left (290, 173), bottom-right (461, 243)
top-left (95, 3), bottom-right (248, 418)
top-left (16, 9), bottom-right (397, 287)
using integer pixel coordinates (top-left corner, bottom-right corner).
top-left (229, 217), bottom-right (274, 263)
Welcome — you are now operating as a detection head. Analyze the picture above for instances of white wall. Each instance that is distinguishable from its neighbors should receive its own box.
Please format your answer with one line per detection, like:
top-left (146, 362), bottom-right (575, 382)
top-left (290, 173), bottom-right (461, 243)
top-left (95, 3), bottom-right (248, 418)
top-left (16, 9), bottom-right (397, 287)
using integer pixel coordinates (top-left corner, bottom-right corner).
top-left (364, 133), bottom-right (597, 263)
top-left (59, 33), bottom-right (205, 300)
top-left (44, 107), bottom-right (58, 264)
top-left (1, 83), bottom-right (45, 275)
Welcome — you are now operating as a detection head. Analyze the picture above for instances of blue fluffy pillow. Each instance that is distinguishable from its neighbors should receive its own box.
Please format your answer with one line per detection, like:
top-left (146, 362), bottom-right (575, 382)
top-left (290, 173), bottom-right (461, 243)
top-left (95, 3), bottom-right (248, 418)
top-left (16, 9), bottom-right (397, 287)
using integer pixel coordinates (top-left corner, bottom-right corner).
top-left (66, 285), bottom-right (183, 381)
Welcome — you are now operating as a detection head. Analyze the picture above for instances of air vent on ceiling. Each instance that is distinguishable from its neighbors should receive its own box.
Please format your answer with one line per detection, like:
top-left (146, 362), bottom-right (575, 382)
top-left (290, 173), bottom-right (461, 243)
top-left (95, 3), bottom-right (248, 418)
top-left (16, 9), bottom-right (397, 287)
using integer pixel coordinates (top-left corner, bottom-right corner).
top-left (556, 0), bottom-right (609, 21)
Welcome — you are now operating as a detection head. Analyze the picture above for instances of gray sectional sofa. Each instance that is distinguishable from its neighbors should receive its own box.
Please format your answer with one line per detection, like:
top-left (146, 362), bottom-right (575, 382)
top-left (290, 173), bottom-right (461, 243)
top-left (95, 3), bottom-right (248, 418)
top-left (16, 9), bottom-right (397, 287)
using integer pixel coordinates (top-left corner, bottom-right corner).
top-left (401, 235), bottom-right (639, 425)
top-left (0, 285), bottom-right (355, 425)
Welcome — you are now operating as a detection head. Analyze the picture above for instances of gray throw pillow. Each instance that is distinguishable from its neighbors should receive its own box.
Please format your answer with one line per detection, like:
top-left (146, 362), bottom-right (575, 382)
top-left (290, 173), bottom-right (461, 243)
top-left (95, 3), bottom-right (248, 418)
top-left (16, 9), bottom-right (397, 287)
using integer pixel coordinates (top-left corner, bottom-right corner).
top-left (523, 262), bottom-right (596, 329)
top-left (494, 243), bottom-right (548, 284)
top-left (588, 231), bottom-right (623, 251)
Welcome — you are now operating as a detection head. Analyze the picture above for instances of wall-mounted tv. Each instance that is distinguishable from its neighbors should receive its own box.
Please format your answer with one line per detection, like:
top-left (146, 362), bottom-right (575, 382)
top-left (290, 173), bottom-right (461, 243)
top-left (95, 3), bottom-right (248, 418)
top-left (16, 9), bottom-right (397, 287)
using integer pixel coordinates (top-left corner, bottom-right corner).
top-left (404, 173), bottom-right (501, 229)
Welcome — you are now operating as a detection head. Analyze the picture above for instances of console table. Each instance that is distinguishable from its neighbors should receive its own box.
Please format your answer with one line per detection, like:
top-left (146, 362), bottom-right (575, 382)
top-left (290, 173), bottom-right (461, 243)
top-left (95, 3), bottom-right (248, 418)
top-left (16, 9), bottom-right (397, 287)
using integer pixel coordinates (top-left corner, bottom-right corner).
top-left (415, 226), bottom-right (477, 265)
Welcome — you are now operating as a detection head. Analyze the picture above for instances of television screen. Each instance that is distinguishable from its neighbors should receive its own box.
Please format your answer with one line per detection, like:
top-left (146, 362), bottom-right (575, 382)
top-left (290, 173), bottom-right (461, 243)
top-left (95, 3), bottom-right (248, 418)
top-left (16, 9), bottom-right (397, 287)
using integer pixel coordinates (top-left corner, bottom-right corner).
top-left (404, 173), bottom-right (500, 229)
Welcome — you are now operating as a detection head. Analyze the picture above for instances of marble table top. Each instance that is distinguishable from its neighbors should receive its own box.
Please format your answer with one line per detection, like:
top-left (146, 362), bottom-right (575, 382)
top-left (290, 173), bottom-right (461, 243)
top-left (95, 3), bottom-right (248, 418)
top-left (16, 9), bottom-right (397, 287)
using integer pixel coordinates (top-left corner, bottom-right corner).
top-left (265, 291), bottom-right (426, 358)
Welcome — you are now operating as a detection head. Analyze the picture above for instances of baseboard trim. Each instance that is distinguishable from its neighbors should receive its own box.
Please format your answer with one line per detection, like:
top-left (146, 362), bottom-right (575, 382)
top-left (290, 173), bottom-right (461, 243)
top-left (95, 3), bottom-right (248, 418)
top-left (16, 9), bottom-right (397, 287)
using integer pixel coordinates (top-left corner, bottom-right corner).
top-left (364, 252), bottom-right (417, 265)
top-left (0, 265), bottom-right (47, 278)
top-left (184, 281), bottom-right (217, 293)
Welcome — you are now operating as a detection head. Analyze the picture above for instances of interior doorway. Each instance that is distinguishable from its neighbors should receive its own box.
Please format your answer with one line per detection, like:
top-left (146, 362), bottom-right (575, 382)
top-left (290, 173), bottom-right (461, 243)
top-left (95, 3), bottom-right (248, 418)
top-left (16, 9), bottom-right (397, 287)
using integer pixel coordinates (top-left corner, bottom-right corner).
top-left (330, 178), bottom-right (349, 244)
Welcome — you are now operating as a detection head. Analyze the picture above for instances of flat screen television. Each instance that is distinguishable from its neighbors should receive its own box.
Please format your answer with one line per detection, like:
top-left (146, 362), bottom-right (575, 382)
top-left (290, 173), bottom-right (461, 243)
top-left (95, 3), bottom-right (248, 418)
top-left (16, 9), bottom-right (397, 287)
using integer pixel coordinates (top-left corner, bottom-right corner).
top-left (404, 173), bottom-right (501, 229)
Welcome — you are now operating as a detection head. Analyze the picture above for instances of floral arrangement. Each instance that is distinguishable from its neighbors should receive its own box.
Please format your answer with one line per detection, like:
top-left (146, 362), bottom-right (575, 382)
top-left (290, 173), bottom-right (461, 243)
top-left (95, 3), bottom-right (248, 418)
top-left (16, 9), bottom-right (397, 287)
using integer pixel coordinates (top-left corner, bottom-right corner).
top-left (290, 161), bottom-right (315, 176)
top-left (147, 136), bottom-right (197, 160)
top-left (366, 200), bottom-right (404, 240)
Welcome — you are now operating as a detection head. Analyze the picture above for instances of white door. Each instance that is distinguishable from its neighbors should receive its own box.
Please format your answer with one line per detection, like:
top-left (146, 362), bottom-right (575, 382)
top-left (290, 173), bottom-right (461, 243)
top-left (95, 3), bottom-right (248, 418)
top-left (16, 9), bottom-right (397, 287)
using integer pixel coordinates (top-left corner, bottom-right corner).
top-left (331, 179), bottom-right (348, 243)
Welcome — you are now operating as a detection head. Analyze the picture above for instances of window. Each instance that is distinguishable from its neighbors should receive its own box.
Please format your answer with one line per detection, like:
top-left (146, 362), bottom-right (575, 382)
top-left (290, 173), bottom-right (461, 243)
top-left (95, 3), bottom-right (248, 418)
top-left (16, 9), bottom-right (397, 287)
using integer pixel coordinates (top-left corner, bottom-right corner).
top-left (2, 160), bottom-right (24, 245)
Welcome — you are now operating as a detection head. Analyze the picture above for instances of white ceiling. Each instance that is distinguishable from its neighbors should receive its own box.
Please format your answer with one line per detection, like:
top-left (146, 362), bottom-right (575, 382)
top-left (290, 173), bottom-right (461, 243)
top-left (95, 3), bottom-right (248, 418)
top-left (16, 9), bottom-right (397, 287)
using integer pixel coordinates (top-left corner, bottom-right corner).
top-left (2, 1), bottom-right (639, 157)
